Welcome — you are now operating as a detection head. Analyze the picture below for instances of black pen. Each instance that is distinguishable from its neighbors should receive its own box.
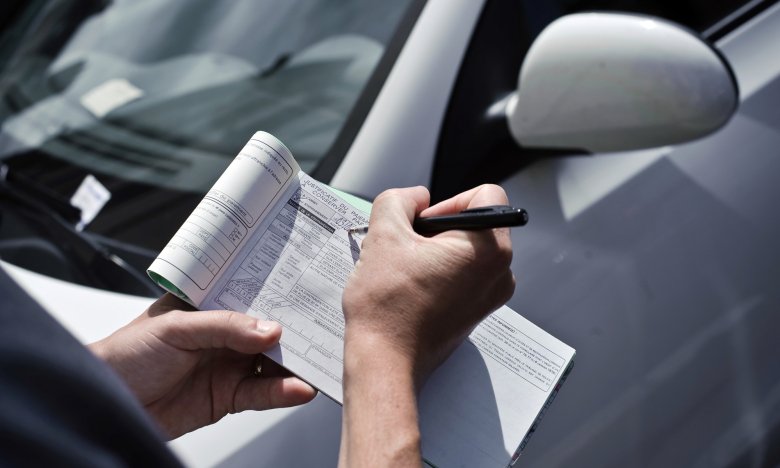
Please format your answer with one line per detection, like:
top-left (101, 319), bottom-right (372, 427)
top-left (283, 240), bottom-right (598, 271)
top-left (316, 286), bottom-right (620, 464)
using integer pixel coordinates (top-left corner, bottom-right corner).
top-left (347, 205), bottom-right (528, 235)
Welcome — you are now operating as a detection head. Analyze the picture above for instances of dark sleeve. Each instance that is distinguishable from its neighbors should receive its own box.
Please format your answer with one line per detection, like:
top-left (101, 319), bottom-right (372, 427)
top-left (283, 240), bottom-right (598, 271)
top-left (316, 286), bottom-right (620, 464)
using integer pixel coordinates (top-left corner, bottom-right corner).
top-left (0, 268), bottom-right (183, 467)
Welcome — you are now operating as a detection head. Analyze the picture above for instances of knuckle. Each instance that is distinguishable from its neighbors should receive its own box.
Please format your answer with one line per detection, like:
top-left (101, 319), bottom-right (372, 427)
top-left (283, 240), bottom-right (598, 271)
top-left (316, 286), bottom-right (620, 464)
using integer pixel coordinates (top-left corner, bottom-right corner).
top-left (374, 188), bottom-right (403, 204)
top-left (154, 310), bottom-right (188, 344)
top-left (489, 272), bottom-right (515, 308)
top-left (503, 273), bottom-right (517, 302)
top-left (476, 240), bottom-right (512, 271)
top-left (160, 310), bottom-right (184, 332)
top-left (262, 379), bottom-right (277, 410)
top-left (478, 184), bottom-right (509, 203)
top-left (496, 242), bottom-right (513, 269)
top-left (213, 310), bottom-right (238, 348)
top-left (222, 310), bottom-right (238, 326)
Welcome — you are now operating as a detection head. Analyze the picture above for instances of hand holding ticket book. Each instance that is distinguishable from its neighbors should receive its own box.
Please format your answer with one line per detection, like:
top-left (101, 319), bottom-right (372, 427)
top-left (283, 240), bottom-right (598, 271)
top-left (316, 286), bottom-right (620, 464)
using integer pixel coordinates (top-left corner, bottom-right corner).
top-left (147, 132), bottom-right (575, 468)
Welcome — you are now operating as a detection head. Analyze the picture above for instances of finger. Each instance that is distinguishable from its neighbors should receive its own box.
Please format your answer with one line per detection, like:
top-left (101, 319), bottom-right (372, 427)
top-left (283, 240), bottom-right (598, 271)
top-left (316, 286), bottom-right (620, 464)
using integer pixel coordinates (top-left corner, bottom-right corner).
top-left (369, 186), bottom-right (430, 233)
top-left (158, 310), bottom-right (283, 354)
top-left (258, 358), bottom-right (295, 378)
top-left (131, 294), bottom-right (195, 324)
top-left (425, 185), bottom-right (513, 249)
top-left (233, 376), bottom-right (317, 413)
top-left (140, 293), bottom-right (196, 318)
top-left (420, 184), bottom-right (509, 217)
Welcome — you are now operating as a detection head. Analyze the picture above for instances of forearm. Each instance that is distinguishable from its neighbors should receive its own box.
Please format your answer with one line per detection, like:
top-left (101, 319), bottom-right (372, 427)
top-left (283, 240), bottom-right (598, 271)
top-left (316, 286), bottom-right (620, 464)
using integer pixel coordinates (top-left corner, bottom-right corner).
top-left (339, 334), bottom-right (422, 468)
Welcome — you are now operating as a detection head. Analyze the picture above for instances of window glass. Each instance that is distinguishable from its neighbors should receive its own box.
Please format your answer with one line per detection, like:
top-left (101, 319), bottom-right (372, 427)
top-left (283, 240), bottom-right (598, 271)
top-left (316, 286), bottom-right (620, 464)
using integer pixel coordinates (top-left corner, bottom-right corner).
top-left (0, 0), bottom-right (415, 290)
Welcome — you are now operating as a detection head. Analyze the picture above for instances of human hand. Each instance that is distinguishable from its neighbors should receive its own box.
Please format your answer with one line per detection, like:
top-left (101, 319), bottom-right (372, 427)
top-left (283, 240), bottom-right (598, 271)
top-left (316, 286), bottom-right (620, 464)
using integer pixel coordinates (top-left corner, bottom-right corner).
top-left (89, 294), bottom-right (316, 439)
top-left (342, 184), bottom-right (515, 388)
top-left (339, 185), bottom-right (515, 467)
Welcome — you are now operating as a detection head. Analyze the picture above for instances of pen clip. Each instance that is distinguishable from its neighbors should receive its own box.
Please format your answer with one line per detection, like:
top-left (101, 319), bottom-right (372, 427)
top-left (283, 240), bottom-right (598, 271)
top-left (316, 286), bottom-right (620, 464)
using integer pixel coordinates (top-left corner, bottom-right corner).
top-left (459, 205), bottom-right (517, 214)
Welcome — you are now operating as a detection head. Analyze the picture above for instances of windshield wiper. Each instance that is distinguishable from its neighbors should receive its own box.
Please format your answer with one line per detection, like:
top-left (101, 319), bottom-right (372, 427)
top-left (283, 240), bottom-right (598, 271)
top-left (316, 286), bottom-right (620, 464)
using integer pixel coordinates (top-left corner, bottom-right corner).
top-left (0, 163), bottom-right (82, 222)
top-left (0, 163), bottom-right (160, 296)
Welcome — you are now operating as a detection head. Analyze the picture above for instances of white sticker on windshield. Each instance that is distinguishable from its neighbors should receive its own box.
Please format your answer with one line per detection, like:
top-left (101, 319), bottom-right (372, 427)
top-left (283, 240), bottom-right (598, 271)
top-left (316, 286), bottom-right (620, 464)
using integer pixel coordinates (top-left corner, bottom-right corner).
top-left (80, 78), bottom-right (144, 118)
top-left (70, 175), bottom-right (111, 231)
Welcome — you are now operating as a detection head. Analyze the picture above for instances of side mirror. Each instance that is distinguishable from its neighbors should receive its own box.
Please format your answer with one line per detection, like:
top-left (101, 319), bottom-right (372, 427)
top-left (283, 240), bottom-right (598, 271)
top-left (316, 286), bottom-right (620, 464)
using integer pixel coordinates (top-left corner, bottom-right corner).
top-left (506, 13), bottom-right (739, 153)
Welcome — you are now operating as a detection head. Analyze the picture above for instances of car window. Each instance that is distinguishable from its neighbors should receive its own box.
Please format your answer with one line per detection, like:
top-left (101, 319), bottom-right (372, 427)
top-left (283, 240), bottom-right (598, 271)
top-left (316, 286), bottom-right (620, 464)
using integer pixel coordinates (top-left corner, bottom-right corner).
top-left (0, 0), bottom-right (413, 185)
top-left (0, 0), bottom-right (416, 292)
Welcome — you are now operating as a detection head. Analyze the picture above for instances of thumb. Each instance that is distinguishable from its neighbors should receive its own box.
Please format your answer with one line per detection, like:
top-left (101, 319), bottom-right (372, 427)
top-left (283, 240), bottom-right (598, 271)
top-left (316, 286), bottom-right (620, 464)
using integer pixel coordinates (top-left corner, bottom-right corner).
top-left (156, 310), bottom-right (282, 354)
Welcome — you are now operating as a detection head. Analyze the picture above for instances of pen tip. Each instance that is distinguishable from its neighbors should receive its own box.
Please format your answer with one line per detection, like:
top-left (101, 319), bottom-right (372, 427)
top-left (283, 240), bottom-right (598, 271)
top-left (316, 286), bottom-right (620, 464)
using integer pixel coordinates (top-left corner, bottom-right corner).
top-left (347, 226), bottom-right (368, 235)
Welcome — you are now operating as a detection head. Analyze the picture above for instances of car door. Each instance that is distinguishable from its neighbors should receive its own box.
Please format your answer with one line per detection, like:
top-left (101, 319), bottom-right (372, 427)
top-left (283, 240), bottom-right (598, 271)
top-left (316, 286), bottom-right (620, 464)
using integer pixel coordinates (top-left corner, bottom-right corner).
top-left (431, 1), bottom-right (780, 466)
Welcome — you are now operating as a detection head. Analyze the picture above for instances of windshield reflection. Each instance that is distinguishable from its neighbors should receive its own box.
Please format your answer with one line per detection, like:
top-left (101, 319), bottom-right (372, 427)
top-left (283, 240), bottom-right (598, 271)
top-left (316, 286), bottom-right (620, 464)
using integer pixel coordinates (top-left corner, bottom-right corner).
top-left (0, 0), bottom-right (412, 292)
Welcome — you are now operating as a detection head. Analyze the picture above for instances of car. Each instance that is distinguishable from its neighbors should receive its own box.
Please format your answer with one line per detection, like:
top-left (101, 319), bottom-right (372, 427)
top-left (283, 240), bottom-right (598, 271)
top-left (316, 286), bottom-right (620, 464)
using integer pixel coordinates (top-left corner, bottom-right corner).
top-left (1, 0), bottom-right (779, 466)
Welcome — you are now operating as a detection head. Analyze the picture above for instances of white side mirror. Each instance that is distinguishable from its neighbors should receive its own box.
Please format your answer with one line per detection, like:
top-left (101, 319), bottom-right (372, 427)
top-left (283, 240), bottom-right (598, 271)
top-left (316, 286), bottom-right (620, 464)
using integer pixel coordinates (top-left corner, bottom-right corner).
top-left (506, 13), bottom-right (738, 153)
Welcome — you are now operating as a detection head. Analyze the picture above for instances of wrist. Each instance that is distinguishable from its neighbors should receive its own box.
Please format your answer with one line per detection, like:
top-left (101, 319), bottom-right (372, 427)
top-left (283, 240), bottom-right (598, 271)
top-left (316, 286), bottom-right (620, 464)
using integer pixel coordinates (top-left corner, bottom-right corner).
top-left (341, 331), bottom-right (422, 467)
top-left (344, 329), bottom-right (418, 388)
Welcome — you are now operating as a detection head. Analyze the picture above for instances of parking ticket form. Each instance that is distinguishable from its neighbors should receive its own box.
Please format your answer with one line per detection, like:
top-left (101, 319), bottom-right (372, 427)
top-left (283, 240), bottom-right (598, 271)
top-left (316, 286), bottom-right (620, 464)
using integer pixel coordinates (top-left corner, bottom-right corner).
top-left (148, 131), bottom-right (369, 400)
top-left (202, 174), bottom-right (367, 400)
top-left (148, 131), bottom-right (575, 466)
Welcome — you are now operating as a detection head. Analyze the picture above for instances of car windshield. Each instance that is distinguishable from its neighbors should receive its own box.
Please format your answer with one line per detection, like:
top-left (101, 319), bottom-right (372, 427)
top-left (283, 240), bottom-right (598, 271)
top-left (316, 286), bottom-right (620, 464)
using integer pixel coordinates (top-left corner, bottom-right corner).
top-left (0, 0), bottom-right (413, 292)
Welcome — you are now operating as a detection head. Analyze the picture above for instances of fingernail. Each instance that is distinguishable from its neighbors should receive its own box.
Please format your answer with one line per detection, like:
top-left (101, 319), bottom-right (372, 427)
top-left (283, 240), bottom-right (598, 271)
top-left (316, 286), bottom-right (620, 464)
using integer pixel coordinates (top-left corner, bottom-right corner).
top-left (256, 321), bottom-right (280, 335)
